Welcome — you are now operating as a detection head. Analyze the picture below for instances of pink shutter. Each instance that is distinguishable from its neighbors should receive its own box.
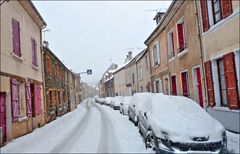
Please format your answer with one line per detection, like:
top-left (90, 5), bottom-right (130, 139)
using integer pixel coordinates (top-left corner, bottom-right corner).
top-left (11, 78), bottom-right (19, 122)
top-left (34, 84), bottom-right (42, 115)
top-left (31, 38), bottom-right (38, 67)
top-left (26, 81), bottom-right (32, 117)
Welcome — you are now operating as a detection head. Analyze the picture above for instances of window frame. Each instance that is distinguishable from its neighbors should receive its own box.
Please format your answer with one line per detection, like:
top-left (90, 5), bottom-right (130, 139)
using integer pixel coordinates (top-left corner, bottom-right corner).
top-left (211, 0), bottom-right (222, 24)
top-left (167, 29), bottom-right (175, 60)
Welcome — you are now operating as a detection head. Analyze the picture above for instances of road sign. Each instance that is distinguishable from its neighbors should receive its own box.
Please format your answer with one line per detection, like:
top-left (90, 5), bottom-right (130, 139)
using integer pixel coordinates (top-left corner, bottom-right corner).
top-left (87, 69), bottom-right (92, 75)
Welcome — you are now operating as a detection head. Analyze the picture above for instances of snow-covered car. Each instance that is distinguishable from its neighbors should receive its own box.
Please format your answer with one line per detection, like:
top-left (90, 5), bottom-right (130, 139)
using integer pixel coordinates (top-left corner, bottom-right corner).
top-left (110, 96), bottom-right (124, 110)
top-left (95, 97), bottom-right (106, 105)
top-left (105, 97), bottom-right (113, 106)
top-left (120, 96), bottom-right (132, 115)
top-left (128, 93), bottom-right (154, 126)
top-left (138, 94), bottom-right (226, 153)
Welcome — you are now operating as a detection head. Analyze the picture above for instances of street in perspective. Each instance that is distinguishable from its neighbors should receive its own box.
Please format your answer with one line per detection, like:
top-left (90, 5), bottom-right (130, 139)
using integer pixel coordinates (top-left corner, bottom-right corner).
top-left (0, 0), bottom-right (240, 153)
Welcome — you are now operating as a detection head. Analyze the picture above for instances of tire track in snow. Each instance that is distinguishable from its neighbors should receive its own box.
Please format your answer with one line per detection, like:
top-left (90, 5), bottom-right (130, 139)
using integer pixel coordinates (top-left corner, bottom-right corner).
top-left (50, 100), bottom-right (94, 153)
top-left (94, 103), bottom-right (121, 153)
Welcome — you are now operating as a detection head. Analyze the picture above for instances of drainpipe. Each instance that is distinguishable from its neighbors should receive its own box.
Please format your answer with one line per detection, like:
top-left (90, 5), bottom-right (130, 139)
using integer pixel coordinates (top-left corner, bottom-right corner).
top-left (40, 25), bottom-right (47, 123)
top-left (195, 0), bottom-right (208, 110)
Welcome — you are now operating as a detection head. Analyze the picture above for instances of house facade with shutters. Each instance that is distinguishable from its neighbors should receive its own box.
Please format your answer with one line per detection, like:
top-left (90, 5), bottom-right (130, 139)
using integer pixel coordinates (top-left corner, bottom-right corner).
top-left (135, 49), bottom-right (152, 93)
top-left (43, 46), bottom-right (70, 122)
top-left (164, 0), bottom-right (204, 107)
top-left (198, 0), bottom-right (240, 133)
top-left (144, 13), bottom-right (169, 95)
top-left (0, 0), bottom-right (46, 145)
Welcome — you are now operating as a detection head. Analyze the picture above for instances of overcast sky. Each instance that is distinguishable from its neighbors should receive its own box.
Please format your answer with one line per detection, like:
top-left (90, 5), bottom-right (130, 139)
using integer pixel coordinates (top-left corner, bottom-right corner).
top-left (33, 1), bottom-right (172, 85)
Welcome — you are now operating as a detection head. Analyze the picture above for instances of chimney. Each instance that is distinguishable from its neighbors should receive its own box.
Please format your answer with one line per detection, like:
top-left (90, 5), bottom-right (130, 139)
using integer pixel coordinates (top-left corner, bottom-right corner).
top-left (128, 51), bottom-right (132, 60)
top-left (153, 12), bottom-right (165, 25)
top-left (43, 40), bottom-right (49, 48)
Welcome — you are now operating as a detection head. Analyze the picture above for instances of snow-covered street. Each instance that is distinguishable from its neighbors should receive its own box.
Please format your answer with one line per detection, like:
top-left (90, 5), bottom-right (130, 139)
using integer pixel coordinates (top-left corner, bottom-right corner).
top-left (1, 98), bottom-right (151, 153)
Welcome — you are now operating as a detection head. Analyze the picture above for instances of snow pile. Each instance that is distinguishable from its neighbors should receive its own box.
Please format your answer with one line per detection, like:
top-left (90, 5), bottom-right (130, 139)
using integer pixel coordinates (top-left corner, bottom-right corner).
top-left (227, 131), bottom-right (240, 153)
top-left (144, 95), bottom-right (225, 143)
top-left (1, 99), bottom-right (92, 153)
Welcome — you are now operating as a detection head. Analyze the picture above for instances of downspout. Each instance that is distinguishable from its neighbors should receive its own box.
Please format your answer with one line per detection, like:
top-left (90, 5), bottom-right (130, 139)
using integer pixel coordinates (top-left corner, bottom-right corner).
top-left (40, 25), bottom-right (47, 123)
top-left (195, 0), bottom-right (208, 110)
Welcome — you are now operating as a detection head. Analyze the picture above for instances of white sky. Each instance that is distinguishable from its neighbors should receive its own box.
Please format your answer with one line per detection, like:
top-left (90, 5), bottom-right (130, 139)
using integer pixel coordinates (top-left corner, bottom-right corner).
top-left (33, 1), bottom-right (172, 85)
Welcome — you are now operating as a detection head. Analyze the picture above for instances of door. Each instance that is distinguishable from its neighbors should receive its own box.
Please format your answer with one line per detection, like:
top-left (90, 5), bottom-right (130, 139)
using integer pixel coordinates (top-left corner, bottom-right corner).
top-left (171, 76), bottom-right (177, 95)
top-left (0, 92), bottom-right (6, 145)
top-left (164, 77), bottom-right (169, 95)
top-left (196, 68), bottom-right (204, 108)
top-left (217, 59), bottom-right (228, 106)
top-left (181, 72), bottom-right (189, 97)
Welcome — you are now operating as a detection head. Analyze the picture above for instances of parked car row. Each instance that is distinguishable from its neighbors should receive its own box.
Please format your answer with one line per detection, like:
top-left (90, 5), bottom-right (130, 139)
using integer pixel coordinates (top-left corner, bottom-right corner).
top-left (94, 93), bottom-right (227, 153)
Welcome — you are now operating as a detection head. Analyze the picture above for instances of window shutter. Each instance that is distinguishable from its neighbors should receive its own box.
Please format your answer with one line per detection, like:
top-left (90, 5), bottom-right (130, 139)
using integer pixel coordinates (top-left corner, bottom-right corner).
top-left (157, 43), bottom-right (160, 64)
top-left (25, 81), bottom-right (32, 118)
top-left (32, 39), bottom-right (38, 67)
top-left (12, 19), bottom-right (21, 57)
top-left (11, 78), bottom-right (19, 122)
top-left (181, 72), bottom-right (188, 97)
top-left (171, 76), bottom-right (177, 95)
top-left (204, 61), bottom-right (215, 107)
top-left (177, 23), bottom-right (184, 51)
top-left (223, 52), bottom-right (239, 109)
top-left (200, 0), bottom-right (210, 32)
top-left (220, 0), bottom-right (232, 19)
top-left (171, 33), bottom-right (175, 55)
top-left (34, 84), bottom-right (42, 115)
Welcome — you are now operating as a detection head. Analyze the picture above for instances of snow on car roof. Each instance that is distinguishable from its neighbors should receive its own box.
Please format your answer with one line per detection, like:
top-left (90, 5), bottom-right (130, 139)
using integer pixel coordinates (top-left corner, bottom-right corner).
top-left (144, 94), bottom-right (225, 143)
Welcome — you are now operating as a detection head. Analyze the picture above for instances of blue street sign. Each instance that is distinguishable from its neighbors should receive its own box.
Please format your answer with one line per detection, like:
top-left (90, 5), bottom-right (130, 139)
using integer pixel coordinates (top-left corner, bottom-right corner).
top-left (87, 69), bottom-right (92, 75)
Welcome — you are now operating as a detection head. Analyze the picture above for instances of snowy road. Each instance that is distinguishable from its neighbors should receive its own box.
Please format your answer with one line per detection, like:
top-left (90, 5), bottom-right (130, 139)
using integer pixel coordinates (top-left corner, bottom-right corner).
top-left (1, 98), bottom-right (151, 153)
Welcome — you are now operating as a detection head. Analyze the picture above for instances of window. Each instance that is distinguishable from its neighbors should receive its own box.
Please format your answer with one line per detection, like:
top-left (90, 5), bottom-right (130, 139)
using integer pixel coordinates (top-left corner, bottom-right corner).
top-left (168, 31), bottom-right (175, 59)
top-left (31, 38), bottom-right (38, 67)
top-left (171, 75), bottom-right (177, 95)
top-left (200, 0), bottom-right (232, 32)
top-left (177, 20), bottom-right (186, 52)
top-left (181, 71), bottom-right (189, 97)
top-left (49, 90), bottom-right (53, 108)
top-left (12, 18), bottom-right (21, 57)
top-left (140, 86), bottom-right (143, 92)
top-left (46, 55), bottom-right (52, 75)
top-left (55, 63), bottom-right (58, 78)
top-left (145, 55), bottom-right (149, 68)
top-left (152, 43), bottom-right (160, 67)
top-left (155, 80), bottom-right (162, 93)
top-left (61, 68), bottom-right (65, 80)
top-left (132, 73), bottom-right (135, 84)
top-left (217, 59), bottom-right (228, 106)
top-left (138, 66), bottom-right (143, 80)
top-left (212, 0), bottom-right (222, 23)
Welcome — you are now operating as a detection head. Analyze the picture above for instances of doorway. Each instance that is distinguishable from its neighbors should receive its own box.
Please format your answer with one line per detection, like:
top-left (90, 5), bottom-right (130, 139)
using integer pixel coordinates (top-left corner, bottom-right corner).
top-left (193, 67), bottom-right (203, 108)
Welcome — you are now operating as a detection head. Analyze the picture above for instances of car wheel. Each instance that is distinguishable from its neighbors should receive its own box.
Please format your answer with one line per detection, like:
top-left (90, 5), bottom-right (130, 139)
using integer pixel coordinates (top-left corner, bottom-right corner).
top-left (145, 131), bottom-right (154, 149)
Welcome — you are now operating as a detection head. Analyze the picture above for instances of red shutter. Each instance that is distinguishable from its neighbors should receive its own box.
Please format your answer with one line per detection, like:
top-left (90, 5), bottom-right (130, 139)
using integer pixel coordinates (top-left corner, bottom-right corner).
top-left (11, 78), bottom-right (19, 122)
top-left (204, 61), bottom-right (215, 107)
top-left (26, 81), bottom-right (32, 118)
top-left (220, 0), bottom-right (232, 19)
top-left (181, 72), bottom-right (188, 97)
top-left (223, 52), bottom-right (239, 109)
top-left (177, 23), bottom-right (184, 52)
top-left (12, 19), bottom-right (21, 57)
top-left (200, 0), bottom-right (210, 32)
